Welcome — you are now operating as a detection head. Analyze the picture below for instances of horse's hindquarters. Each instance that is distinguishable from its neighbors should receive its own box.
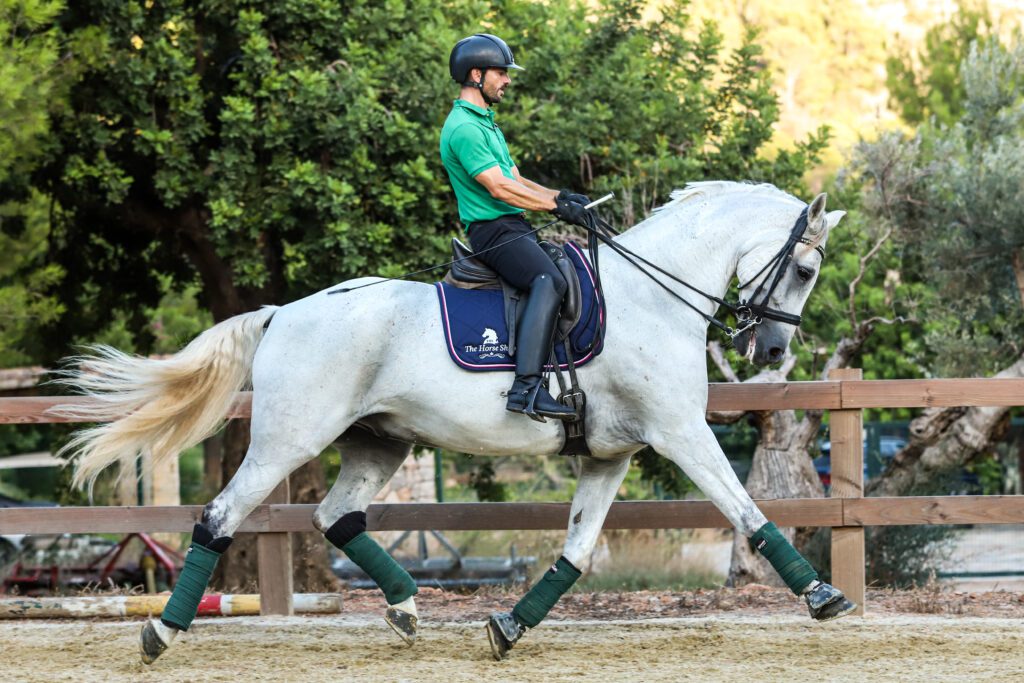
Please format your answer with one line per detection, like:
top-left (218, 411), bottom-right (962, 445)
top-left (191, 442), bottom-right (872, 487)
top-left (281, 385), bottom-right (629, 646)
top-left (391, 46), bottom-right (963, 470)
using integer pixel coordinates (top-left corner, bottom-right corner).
top-left (250, 282), bottom-right (566, 457)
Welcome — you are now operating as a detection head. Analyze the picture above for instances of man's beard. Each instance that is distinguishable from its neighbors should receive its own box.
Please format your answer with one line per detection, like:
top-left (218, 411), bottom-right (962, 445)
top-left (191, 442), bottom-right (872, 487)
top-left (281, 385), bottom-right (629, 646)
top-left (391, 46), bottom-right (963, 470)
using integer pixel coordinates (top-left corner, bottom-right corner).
top-left (484, 85), bottom-right (505, 104)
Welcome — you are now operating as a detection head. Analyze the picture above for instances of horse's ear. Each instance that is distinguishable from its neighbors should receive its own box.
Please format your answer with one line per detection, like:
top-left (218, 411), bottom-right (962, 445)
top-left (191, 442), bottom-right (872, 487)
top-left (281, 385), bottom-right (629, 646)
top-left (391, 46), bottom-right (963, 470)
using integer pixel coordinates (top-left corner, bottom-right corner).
top-left (807, 193), bottom-right (827, 235)
top-left (825, 210), bottom-right (846, 230)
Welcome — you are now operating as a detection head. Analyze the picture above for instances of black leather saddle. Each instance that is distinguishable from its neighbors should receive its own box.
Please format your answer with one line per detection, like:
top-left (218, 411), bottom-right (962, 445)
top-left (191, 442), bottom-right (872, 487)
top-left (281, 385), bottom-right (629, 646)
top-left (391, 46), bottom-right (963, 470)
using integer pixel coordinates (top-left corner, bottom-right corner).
top-left (443, 238), bottom-right (583, 354)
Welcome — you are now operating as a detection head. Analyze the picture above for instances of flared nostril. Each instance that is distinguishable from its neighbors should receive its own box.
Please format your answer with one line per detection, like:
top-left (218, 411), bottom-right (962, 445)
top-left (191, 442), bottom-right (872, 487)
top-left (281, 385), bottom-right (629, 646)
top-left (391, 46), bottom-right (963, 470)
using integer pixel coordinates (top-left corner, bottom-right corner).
top-left (769, 347), bottom-right (784, 363)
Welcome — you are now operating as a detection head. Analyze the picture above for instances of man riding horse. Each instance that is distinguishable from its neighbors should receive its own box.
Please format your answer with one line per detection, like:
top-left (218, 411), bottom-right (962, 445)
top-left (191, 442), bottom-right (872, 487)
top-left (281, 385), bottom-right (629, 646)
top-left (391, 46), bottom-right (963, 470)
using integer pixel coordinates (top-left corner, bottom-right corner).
top-left (441, 33), bottom-right (593, 422)
top-left (69, 33), bottom-right (857, 667)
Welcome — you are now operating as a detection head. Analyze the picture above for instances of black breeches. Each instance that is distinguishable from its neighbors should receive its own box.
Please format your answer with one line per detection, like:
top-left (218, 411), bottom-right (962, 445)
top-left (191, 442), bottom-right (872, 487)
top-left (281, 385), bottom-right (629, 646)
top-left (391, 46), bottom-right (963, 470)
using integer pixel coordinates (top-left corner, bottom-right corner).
top-left (467, 214), bottom-right (567, 296)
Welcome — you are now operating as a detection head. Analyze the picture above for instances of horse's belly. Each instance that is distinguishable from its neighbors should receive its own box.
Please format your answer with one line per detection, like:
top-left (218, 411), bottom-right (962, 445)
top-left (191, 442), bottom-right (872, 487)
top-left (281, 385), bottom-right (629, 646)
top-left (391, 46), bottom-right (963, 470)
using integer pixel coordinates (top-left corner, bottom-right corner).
top-left (358, 394), bottom-right (566, 456)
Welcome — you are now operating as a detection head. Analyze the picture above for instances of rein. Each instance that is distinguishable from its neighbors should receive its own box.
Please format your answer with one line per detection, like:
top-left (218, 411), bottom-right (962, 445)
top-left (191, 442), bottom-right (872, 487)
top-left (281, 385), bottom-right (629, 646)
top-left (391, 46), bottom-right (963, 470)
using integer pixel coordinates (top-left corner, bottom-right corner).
top-left (580, 207), bottom-right (824, 340)
top-left (326, 195), bottom-right (823, 344)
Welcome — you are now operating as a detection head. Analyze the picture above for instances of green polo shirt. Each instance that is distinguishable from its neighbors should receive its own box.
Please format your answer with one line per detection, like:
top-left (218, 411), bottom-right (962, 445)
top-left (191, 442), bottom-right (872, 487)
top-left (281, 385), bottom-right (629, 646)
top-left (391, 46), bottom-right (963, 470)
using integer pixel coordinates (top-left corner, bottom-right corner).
top-left (440, 99), bottom-right (524, 230)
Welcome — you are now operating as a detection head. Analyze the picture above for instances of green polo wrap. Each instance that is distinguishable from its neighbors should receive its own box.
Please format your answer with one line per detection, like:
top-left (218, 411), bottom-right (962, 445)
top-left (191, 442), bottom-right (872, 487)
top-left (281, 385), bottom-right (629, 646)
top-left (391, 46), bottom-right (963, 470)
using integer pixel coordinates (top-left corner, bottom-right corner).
top-left (512, 556), bottom-right (582, 628)
top-left (161, 543), bottom-right (221, 631)
top-left (342, 532), bottom-right (417, 605)
top-left (749, 521), bottom-right (818, 595)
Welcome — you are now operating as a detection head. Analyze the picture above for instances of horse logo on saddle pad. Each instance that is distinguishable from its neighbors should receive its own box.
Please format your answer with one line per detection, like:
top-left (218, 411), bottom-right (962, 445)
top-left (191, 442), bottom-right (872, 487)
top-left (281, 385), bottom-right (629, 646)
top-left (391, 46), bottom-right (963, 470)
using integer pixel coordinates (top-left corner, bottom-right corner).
top-left (435, 240), bottom-right (605, 371)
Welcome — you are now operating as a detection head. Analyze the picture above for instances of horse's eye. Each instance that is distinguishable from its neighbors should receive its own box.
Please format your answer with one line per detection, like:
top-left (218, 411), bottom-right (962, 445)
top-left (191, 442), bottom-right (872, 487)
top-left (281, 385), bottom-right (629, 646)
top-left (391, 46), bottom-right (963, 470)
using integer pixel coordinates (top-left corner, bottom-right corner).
top-left (796, 265), bottom-right (815, 282)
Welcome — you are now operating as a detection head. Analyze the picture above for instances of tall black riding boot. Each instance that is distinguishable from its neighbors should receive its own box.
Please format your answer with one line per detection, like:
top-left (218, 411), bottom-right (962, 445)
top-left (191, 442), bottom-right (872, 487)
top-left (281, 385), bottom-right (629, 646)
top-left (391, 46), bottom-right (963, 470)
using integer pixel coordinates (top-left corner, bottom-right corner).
top-left (506, 274), bottom-right (576, 422)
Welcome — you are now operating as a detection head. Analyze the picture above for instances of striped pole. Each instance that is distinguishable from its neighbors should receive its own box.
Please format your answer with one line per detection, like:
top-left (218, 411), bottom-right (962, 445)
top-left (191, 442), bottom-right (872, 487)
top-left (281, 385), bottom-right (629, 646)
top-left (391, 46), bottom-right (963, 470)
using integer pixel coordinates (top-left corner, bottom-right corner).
top-left (0, 593), bottom-right (341, 619)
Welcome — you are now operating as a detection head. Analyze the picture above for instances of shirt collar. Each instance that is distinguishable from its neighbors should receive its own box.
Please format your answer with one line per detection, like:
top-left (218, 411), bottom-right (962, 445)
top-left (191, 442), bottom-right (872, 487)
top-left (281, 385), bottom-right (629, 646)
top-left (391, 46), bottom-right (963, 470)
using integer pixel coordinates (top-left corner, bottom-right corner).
top-left (453, 98), bottom-right (494, 122)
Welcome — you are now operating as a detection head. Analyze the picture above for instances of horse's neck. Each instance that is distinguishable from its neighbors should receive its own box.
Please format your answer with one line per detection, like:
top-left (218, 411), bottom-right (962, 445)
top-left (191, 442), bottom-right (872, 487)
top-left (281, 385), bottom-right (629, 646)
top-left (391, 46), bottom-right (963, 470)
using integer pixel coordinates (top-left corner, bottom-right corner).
top-left (601, 208), bottom-right (739, 325)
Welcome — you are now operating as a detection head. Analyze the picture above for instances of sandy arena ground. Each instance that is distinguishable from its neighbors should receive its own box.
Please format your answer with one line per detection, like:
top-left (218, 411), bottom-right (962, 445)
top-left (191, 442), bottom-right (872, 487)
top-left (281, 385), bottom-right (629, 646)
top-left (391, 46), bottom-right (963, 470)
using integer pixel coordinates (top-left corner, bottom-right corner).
top-left (2, 587), bottom-right (1024, 683)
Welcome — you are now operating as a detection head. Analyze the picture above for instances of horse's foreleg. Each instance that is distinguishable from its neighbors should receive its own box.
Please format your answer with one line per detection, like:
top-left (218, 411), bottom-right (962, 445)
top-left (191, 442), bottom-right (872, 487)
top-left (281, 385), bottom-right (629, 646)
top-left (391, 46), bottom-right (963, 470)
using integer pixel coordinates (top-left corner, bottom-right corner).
top-left (486, 455), bottom-right (631, 661)
top-left (313, 428), bottom-right (418, 644)
top-left (651, 422), bottom-right (856, 621)
top-left (142, 430), bottom-right (327, 664)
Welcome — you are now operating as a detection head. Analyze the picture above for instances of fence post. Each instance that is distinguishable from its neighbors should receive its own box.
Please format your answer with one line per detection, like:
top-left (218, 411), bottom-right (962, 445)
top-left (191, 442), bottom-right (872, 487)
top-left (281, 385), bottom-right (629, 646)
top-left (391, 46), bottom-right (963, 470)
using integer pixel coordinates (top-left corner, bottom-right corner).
top-left (257, 479), bottom-right (293, 615)
top-left (828, 367), bottom-right (865, 615)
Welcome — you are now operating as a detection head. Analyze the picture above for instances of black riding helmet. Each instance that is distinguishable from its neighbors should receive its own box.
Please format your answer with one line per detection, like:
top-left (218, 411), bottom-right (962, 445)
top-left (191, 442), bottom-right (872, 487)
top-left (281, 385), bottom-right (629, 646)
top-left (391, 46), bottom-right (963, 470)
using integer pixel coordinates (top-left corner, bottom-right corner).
top-left (449, 34), bottom-right (524, 85)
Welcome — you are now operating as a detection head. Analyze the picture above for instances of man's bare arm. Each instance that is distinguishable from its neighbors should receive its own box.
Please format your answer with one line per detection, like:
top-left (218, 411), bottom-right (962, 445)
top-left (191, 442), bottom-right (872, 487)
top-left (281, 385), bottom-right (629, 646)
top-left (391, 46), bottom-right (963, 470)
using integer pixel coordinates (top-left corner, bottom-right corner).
top-left (474, 166), bottom-right (557, 212)
top-left (511, 166), bottom-right (559, 200)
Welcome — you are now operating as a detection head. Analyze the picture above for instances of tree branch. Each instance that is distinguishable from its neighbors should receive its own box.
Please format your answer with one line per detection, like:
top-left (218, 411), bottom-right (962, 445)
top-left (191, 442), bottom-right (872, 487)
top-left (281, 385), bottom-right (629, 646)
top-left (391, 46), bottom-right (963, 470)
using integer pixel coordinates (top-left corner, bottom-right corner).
top-left (861, 314), bottom-right (912, 326)
top-left (819, 320), bottom-right (874, 379)
top-left (778, 349), bottom-right (798, 376)
top-left (707, 340), bottom-right (739, 383)
top-left (848, 226), bottom-right (893, 327)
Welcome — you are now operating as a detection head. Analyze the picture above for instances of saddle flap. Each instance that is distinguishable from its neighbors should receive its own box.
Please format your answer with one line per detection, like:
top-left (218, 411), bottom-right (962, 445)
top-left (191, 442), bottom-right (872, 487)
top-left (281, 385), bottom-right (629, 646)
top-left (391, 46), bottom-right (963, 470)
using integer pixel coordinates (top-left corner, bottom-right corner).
top-left (434, 240), bottom-right (604, 373)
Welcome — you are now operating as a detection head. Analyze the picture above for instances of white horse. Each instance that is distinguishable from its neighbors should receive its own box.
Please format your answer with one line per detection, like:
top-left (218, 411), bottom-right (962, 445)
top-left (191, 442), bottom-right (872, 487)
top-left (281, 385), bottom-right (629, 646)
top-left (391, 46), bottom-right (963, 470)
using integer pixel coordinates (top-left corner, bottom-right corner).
top-left (56, 181), bottom-right (850, 664)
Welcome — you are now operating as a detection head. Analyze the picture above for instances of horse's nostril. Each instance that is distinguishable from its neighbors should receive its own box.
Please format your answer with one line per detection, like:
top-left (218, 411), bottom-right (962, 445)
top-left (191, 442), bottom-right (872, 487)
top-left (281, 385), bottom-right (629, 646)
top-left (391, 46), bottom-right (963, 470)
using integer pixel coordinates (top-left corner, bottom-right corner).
top-left (769, 347), bottom-right (784, 362)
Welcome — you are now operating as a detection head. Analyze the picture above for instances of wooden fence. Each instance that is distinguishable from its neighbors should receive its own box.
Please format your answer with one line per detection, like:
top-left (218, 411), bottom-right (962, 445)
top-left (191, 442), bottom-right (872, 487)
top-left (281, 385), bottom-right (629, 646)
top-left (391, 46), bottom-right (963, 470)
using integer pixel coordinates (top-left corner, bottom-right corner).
top-left (2, 371), bottom-right (1024, 617)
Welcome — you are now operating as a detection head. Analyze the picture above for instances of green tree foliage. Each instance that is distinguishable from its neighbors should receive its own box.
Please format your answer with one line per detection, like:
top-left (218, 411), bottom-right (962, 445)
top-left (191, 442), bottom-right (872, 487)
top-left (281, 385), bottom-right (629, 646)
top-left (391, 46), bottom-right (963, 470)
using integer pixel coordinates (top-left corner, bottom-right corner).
top-left (797, 169), bottom-right (929, 382)
top-left (885, 2), bottom-right (993, 127)
top-left (0, 191), bottom-right (65, 365)
top-left (0, 0), bottom-right (78, 365)
top-left (1, 0), bottom-right (62, 183)
top-left (467, 459), bottom-right (507, 503)
top-left (857, 36), bottom-right (1024, 376)
top-left (497, 0), bottom-right (829, 224)
top-left (31, 0), bottom-right (827, 358)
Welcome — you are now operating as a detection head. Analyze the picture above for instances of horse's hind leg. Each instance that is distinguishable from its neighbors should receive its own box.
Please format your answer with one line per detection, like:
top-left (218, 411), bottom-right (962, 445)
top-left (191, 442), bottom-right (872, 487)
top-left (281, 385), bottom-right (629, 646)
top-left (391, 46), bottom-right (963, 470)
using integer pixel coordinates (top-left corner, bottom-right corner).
top-left (312, 427), bottom-right (419, 644)
top-left (486, 455), bottom-right (632, 660)
top-left (141, 424), bottom-right (337, 664)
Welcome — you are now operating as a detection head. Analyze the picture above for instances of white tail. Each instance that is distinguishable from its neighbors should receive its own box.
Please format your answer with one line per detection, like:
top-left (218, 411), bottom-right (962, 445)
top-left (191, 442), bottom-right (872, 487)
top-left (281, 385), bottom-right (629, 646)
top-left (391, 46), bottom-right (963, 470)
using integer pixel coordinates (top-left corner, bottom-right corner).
top-left (52, 306), bottom-right (279, 490)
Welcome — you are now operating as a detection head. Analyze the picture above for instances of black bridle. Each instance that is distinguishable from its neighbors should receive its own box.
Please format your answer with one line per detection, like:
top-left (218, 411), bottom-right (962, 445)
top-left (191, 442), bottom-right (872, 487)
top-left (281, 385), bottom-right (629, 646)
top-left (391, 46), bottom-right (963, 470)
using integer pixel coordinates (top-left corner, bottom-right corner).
top-left (581, 207), bottom-right (825, 341)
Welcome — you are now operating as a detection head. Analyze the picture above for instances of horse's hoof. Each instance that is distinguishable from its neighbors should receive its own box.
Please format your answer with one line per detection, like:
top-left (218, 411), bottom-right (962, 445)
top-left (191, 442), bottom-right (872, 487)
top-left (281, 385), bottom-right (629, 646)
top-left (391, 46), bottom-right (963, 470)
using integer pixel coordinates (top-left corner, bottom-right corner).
top-left (139, 620), bottom-right (168, 665)
top-left (806, 582), bottom-right (857, 621)
top-left (485, 612), bottom-right (524, 661)
top-left (385, 606), bottom-right (418, 646)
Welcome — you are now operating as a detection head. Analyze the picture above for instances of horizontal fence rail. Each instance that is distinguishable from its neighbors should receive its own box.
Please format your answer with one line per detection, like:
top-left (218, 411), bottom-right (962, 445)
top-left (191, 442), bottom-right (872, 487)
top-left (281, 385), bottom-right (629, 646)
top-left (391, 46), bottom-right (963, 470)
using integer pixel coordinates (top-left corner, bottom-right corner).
top-left (3, 496), bottom-right (1024, 536)
top-left (5, 377), bottom-right (1024, 424)
top-left (1, 375), bottom-right (1023, 617)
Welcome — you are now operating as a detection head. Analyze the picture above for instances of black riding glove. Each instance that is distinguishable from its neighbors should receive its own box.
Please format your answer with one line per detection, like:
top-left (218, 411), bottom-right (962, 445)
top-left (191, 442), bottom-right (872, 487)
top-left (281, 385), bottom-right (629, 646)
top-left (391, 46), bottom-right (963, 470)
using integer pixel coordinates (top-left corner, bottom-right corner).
top-left (557, 189), bottom-right (593, 207)
top-left (552, 198), bottom-right (593, 229)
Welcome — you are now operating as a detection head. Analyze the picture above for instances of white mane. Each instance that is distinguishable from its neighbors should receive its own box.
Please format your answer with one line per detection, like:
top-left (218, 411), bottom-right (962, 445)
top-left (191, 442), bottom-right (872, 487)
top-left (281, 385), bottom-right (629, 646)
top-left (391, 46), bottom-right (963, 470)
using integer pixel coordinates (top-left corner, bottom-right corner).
top-left (653, 181), bottom-right (803, 215)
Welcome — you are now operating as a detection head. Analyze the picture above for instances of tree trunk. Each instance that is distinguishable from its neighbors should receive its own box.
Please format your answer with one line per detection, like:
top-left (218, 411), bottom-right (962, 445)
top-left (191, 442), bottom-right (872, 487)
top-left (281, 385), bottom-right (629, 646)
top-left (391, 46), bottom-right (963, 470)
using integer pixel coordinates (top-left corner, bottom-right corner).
top-left (867, 353), bottom-right (1024, 497)
top-left (289, 458), bottom-right (340, 592)
top-left (202, 432), bottom-right (223, 500)
top-left (728, 410), bottom-right (825, 586)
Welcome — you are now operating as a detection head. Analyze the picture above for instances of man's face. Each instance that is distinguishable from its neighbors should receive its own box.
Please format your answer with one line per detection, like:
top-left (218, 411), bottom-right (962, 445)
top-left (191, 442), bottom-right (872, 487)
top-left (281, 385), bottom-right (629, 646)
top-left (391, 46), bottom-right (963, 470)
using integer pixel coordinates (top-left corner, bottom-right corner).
top-left (480, 68), bottom-right (510, 103)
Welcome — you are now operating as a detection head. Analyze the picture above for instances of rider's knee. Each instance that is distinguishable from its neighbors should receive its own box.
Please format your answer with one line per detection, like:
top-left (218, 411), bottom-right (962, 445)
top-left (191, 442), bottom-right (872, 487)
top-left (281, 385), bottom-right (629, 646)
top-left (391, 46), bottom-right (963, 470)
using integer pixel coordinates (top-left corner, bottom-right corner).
top-left (531, 272), bottom-right (567, 298)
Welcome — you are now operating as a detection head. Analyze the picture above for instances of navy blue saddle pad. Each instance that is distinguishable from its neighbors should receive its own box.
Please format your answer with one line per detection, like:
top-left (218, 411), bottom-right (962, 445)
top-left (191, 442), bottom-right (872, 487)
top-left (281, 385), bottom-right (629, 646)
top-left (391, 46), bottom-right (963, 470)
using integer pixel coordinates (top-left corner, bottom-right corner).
top-left (435, 242), bottom-right (605, 372)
